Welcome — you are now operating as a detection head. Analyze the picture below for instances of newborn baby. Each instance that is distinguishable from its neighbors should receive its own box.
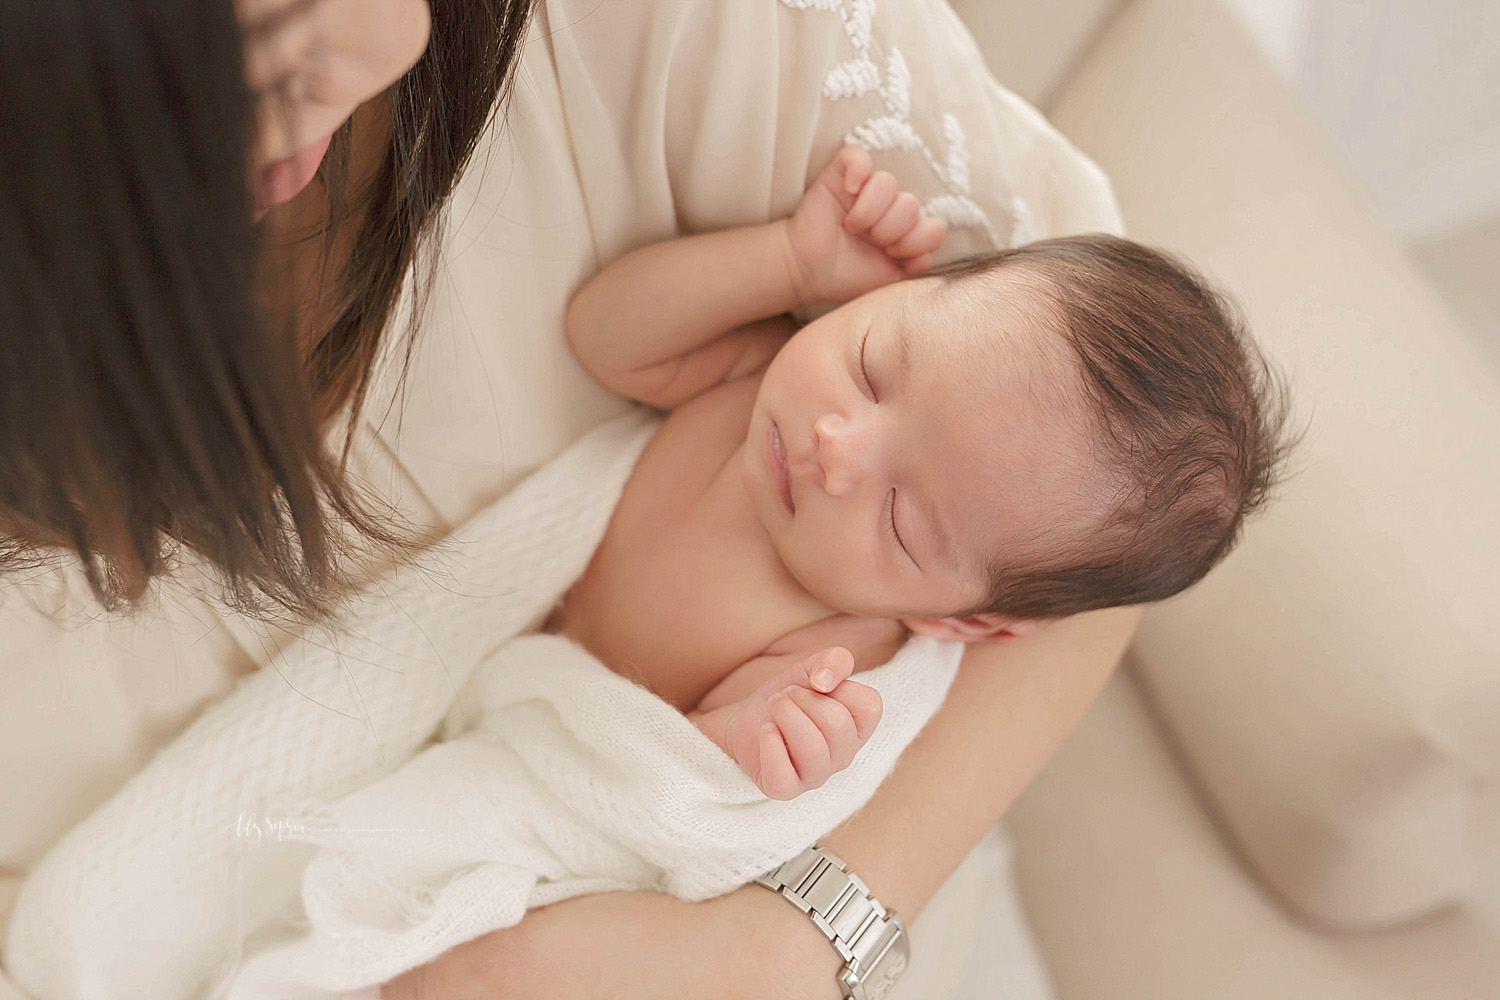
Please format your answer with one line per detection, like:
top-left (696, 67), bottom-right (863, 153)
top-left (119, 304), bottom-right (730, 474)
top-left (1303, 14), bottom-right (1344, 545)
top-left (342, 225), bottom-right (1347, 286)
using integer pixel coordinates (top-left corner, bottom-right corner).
top-left (557, 145), bottom-right (1287, 799)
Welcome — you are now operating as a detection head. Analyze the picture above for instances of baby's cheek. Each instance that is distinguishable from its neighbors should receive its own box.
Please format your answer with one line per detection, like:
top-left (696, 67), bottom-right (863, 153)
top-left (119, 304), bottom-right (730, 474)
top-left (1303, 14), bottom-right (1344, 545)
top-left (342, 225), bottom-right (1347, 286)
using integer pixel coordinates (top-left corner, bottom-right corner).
top-left (803, 539), bottom-right (886, 613)
top-left (781, 534), bottom-right (838, 602)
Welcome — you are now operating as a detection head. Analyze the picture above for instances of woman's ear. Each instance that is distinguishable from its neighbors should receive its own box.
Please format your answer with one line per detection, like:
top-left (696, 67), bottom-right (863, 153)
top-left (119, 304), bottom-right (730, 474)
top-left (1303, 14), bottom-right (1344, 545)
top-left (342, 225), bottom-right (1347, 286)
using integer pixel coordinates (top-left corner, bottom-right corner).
top-left (900, 614), bottom-right (1038, 642)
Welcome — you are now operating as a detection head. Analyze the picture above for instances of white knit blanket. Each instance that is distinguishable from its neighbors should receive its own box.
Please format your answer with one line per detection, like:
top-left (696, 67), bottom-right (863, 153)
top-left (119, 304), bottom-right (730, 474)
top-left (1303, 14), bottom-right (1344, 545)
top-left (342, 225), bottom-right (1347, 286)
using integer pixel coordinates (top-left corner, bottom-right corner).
top-left (5, 411), bottom-right (961, 1000)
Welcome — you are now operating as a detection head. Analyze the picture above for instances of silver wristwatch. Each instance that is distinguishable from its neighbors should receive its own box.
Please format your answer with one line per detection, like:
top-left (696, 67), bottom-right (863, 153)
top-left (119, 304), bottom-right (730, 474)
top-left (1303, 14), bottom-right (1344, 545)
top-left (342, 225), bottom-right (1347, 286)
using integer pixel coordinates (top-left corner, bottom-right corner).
top-left (755, 846), bottom-right (910, 1000)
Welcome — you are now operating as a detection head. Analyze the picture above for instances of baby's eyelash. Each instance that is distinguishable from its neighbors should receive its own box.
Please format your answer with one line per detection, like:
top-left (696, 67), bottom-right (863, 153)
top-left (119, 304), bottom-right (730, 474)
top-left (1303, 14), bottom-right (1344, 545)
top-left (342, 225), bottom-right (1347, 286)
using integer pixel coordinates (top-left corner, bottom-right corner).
top-left (885, 488), bottom-right (912, 561)
top-left (858, 329), bottom-right (876, 402)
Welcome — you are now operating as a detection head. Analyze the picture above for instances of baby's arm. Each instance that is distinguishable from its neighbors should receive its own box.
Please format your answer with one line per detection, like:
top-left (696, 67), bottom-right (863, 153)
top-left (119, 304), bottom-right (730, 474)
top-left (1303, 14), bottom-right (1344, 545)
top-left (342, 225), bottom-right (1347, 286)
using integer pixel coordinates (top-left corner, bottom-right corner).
top-left (566, 146), bottom-right (945, 410)
top-left (688, 646), bottom-right (882, 801)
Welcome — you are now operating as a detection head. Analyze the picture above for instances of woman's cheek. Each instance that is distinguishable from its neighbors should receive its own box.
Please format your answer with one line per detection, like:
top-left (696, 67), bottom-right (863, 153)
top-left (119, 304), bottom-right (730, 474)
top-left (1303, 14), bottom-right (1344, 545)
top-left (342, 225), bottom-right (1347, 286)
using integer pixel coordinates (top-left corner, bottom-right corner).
top-left (295, 0), bottom-right (432, 137)
top-left (340, 0), bottom-right (432, 95)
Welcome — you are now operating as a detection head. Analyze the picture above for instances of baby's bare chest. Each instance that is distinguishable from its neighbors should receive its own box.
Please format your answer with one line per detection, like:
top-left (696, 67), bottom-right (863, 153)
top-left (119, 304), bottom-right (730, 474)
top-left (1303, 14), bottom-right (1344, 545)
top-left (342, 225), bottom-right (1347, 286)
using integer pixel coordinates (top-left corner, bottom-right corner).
top-left (555, 379), bottom-right (830, 709)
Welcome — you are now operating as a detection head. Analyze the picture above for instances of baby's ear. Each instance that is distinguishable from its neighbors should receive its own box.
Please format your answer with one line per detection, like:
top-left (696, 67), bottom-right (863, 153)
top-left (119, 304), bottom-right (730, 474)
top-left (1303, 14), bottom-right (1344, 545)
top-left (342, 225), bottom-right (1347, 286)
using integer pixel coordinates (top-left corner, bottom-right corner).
top-left (901, 614), bottom-right (1038, 642)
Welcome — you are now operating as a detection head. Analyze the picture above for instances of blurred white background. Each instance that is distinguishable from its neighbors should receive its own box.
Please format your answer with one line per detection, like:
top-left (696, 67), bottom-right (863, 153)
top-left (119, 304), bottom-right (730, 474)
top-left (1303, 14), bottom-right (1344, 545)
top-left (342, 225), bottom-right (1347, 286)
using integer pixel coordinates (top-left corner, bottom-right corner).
top-left (1225, 0), bottom-right (1500, 371)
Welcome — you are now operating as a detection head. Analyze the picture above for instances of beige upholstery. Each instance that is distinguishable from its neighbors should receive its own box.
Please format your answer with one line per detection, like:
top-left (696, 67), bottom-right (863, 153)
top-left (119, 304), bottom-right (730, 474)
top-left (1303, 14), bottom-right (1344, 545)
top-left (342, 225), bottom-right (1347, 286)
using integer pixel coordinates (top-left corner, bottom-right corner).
top-left (1008, 669), bottom-right (1500, 1000)
top-left (1032, 0), bottom-right (1500, 929)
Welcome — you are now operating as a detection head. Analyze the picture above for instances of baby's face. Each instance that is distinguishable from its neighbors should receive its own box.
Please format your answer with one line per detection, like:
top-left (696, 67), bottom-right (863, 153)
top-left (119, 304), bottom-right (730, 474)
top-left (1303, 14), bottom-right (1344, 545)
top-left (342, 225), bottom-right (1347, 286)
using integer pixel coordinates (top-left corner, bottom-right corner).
top-left (742, 274), bottom-right (1101, 622)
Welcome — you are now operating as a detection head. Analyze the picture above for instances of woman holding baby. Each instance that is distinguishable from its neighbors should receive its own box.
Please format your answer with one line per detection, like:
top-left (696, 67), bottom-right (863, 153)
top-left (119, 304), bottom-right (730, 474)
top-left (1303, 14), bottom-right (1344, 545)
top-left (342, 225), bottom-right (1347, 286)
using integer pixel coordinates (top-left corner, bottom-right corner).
top-left (0, 0), bottom-right (1140, 997)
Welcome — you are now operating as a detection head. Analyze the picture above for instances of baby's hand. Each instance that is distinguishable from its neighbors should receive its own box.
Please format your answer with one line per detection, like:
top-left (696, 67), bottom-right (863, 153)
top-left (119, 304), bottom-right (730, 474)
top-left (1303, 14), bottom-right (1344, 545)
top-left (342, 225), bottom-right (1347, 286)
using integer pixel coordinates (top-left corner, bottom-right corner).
top-left (783, 145), bottom-right (947, 306)
top-left (721, 646), bottom-right (883, 800)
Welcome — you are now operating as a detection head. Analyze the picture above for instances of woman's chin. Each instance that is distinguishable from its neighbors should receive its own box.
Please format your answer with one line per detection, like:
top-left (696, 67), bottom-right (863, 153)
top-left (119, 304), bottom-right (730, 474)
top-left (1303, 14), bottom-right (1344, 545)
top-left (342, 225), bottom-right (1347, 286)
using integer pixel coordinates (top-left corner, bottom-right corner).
top-left (253, 132), bottom-right (335, 210)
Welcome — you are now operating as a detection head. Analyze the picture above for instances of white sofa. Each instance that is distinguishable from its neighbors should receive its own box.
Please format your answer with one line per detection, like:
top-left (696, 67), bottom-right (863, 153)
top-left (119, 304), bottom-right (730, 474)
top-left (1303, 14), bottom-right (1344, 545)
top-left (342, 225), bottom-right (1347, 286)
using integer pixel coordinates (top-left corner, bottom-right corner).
top-left (949, 0), bottom-right (1500, 996)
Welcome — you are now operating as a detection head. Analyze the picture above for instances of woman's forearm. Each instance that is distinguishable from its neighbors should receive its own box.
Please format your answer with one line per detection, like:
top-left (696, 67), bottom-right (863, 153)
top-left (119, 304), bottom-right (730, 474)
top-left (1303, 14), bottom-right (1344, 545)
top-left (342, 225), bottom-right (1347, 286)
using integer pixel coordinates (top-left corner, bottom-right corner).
top-left (819, 605), bottom-right (1139, 919)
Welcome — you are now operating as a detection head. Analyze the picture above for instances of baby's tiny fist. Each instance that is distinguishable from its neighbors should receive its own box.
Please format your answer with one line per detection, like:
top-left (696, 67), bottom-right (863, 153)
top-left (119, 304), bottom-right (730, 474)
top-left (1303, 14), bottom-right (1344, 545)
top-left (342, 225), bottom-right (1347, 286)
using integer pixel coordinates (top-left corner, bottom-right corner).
top-left (710, 646), bottom-right (882, 799)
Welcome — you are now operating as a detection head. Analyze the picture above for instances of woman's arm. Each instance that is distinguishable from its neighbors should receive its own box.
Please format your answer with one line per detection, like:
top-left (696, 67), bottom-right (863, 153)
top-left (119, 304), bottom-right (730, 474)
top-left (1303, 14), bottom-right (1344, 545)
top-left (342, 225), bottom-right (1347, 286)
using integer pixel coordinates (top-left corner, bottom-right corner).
top-left (819, 605), bottom-right (1138, 917)
top-left (382, 605), bottom-right (1138, 999)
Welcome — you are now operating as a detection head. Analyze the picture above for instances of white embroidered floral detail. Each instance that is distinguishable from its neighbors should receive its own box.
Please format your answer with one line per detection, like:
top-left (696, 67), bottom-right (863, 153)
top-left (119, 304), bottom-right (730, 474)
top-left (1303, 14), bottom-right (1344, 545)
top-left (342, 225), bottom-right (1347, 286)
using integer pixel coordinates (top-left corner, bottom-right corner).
top-left (781, 0), bottom-right (1024, 247)
top-left (823, 56), bottom-right (880, 100)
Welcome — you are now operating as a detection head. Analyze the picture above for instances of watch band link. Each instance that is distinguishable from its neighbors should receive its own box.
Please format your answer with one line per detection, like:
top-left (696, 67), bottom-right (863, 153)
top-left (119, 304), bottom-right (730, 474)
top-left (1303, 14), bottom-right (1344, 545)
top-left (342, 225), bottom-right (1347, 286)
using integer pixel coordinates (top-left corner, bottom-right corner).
top-left (755, 846), bottom-right (909, 1000)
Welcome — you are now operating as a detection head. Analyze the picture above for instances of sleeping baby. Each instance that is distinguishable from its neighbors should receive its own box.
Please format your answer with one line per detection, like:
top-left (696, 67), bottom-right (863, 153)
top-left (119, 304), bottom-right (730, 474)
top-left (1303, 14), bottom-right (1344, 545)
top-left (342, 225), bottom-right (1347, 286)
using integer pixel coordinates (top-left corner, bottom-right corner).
top-left (555, 144), bottom-right (1288, 799)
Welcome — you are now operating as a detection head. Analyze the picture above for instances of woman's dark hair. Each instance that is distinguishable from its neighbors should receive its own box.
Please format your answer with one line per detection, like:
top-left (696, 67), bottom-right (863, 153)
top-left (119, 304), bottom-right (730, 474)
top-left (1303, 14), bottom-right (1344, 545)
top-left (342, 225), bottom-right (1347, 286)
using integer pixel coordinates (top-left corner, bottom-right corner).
top-left (0, 0), bottom-right (534, 616)
top-left (928, 234), bottom-right (1296, 620)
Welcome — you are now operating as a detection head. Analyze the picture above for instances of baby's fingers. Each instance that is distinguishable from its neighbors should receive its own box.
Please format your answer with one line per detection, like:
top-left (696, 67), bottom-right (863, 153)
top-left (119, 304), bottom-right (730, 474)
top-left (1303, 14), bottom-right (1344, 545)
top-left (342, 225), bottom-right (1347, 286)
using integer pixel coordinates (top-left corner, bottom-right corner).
top-left (825, 679), bottom-right (883, 742)
top-left (890, 216), bottom-right (947, 263)
top-left (757, 723), bottom-right (803, 801)
top-left (844, 171), bottom-right (900, 234)
top-left (867, 192), bottom-right (921, 248)
top-left (785, 685), bottom-right (861, 770)
top-left (789, 646), bottom-right (855, 695)
top-left (769, 691), bottom-right (835, 791)
top-left (832, 144), bottom-right (874, 196)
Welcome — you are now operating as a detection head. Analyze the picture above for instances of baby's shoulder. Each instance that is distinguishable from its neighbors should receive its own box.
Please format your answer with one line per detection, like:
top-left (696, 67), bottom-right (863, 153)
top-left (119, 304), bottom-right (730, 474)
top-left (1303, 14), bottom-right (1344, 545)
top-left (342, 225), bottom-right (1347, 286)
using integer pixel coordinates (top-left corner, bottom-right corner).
top-left (764, 615), bottom-right (909, 674)
top-left (657, 371), bottom-right (760, 444)
top-left (630, 373), bottom-right (759, 497)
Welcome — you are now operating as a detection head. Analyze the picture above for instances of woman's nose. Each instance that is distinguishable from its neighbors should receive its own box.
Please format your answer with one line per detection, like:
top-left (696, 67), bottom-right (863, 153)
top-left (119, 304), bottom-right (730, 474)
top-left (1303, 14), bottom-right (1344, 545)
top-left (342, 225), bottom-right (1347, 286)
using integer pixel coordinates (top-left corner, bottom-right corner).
top-left (813, 412), bottom-right (878, 497)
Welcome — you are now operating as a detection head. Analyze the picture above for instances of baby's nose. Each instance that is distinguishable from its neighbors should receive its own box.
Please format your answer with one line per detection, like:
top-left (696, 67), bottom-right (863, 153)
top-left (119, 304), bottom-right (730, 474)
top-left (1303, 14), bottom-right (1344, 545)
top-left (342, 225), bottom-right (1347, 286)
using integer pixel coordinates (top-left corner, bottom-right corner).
top-left (814, 413), bottom-right (875, 497)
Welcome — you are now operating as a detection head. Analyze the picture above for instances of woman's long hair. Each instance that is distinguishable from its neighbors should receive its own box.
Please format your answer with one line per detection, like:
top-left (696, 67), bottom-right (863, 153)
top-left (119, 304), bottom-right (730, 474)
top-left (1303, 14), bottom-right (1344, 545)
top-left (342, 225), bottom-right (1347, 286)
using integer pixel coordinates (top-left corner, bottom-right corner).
top-left (0, 0), bottom-right (534, 616)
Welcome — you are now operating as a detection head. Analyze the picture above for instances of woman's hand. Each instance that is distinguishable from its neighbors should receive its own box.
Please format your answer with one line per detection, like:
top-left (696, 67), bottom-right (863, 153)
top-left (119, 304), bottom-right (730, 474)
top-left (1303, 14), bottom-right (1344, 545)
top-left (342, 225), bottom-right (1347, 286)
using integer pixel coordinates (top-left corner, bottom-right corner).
top-left (380, 886), bottom-right (843, 1000)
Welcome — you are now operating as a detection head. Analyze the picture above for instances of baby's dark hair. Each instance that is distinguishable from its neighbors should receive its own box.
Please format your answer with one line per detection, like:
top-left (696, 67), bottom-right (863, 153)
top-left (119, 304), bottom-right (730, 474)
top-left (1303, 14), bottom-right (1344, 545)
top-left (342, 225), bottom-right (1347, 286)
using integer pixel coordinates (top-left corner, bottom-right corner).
top-left (928, 234), bottom-right (1294, 620)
